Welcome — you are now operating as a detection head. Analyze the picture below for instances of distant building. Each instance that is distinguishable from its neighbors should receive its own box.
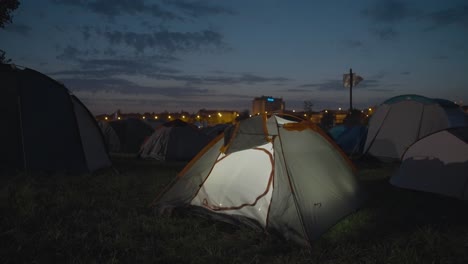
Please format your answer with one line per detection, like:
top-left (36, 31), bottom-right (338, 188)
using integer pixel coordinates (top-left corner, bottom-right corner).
top-left (252, 96), bottom-right (285, 115)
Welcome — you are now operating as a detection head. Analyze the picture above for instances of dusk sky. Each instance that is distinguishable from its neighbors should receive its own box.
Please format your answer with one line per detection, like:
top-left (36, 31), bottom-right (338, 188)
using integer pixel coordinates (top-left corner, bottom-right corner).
top-left (1, 0), bottom-right (467, 115)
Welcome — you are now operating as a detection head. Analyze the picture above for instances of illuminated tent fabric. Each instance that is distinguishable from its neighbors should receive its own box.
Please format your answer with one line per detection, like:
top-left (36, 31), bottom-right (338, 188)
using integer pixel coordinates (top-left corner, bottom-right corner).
top-left (390, 127), bottom-right (468, 200)
top-left (105, 118), bottom-right (154, 154)
top-left (364, 94), bottom-right (465, 161)
top-left (0, 64), bottom-right (111, 172)
top-left (153, 115), bottom-right (364, 246)
top-left (139, 119), bottom-right (211, 161)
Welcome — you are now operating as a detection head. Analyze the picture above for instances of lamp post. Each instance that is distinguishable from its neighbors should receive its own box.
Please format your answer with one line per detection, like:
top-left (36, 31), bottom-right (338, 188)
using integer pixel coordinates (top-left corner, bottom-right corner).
top-left (343, 68), bottom-right (363, 112)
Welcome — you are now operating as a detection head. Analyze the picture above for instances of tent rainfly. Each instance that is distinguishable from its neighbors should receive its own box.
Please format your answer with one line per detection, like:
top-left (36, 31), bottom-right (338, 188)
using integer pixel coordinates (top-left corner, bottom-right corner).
top-left (0, 64), bottom-right (111, 172)
top-left (390, 127), bottom-right (468, 200)
top-left (153, 115), bottom-right (364, 246)
top-left (364, 94), bottom-right (467, 161)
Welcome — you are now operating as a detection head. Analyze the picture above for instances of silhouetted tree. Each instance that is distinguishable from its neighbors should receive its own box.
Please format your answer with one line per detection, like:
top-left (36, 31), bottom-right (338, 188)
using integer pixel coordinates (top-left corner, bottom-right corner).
top-left (0, 49), bottom-right (11, 64)
top-left (1, 0), bottom-right (20, 64)
top-left (0, 0), bottom-right (20, 28)
top-left (303, 100), bottom-right (314, 116)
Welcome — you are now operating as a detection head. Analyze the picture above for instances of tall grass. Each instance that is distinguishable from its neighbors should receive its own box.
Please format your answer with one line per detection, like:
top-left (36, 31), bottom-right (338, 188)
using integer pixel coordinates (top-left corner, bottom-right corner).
top-left (1, 157), bottom-right (468, 263)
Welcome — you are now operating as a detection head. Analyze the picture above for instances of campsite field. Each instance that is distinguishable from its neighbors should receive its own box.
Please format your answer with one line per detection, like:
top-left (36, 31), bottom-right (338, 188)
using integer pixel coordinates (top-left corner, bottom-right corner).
top-left (1, 157), bottom-right (468, 263)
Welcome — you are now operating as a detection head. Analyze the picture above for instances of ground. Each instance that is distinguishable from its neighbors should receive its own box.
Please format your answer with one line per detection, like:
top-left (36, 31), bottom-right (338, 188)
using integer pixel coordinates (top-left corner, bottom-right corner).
top-left (1, 157), bottom-right (467, 263)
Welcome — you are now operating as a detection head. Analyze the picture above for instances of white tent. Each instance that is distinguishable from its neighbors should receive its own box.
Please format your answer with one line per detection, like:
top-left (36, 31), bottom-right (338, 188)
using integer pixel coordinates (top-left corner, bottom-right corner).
top-left (364, 94), bottom-right (466, 161)
top-left (390, 127), bottom-right (468, 200)
top-left (153, 115), bottom-right (364, 246)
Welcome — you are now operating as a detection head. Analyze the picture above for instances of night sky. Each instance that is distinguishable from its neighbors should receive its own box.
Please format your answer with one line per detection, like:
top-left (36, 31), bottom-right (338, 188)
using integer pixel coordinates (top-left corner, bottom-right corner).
top-left (1, 0), bottom-right (467, 115)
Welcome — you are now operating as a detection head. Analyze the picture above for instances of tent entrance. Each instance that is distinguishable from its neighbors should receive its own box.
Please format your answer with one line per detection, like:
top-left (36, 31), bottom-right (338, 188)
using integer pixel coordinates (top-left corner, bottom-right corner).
top-left (191, 143), bottom-right (274, 227)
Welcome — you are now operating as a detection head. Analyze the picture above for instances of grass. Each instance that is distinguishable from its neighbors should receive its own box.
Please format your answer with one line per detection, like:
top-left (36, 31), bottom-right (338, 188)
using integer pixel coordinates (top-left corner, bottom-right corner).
top-left (1, 157), bottom-right (468, 263)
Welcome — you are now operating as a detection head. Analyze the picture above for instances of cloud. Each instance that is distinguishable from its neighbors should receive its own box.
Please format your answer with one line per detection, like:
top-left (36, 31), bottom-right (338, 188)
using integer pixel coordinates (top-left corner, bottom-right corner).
top-left (299, 79), bottom-right (381, 91)
top-left (81, 26), bottom-right (91, 41)
top-left (286, 88), bottom-right (315, 93)
top-left (3, 23), bottom-right (32, 36)
top-left (51, 59), bottom-right (178, 78)
top-left (362, 0), bottom-right (420, 40)
top-left (159, 73), bottom-right (290, 86)
top-left (52, 0), bottom-right (180, 20)
top-left (361, 0), bottom-right (417, 24)
top-left (164, 0), bottom-right (236, 17)
top-left (367, 88), bottom-right (397, 92)
top-left (371, 27), bottom-right (398, 40)
top-left (60, 78), bottom-right (212, 97)
top-left (54, 44), bottom-right (180, 77)
top-left (425, 5), bottom-right (468, 30)
top-left (400, 71), bottom-right (411, 75)
top-left (56, 45), bottom-right (98, 60)
top-left (342, 40), bottom-right (364, 49)
top-left (103, 29), bottom-right (227, 53)
top-left (432, 55), bottom-right (449, 61)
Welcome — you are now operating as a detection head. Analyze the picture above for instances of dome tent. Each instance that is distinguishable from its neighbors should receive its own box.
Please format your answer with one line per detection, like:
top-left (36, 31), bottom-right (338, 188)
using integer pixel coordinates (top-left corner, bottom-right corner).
top-left (0, 64), bottom-right (111, 172)
top-left (153, 115), bottom-right (364, 246)
top-left (364, 94), bottom-right (465, 161)
top-left (139, 119), bottom-right (211, 161)
top-left (390, 127), bottom-right (468, 200)
top-left (104, 118), bottom-right (154, 154)
top-left (329, 125), bottom-right (368, 155)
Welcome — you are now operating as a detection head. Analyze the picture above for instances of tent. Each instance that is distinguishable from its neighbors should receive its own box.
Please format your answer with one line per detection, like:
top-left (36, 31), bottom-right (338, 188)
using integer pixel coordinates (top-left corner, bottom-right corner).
top-left (101, 118), bottom-right (154, 154)
top-left (139, 119), bottom-right (211, 161)
top-left (364, 94), bottom-right (466, 161)
top-left (0, 64), bottom-right (111, 172)
top-left (153, 115), bottom-right (364, 246)
top-left (390, 127), bottom-right (468, 200)
top-left (329, 125), bottom-right (368, 155)
top-left (200, 123), bottom-right (231, 139)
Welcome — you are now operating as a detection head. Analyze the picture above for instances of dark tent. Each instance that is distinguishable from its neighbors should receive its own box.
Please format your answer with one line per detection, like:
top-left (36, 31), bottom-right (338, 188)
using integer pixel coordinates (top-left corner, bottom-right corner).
top-left (0, 64), bottom-right (111, 172)
top-left (329, 125), bottom-right (368, 155)
top-left (139, 119), bottom-right (212, 161)
top-left (107, 118), bottom-right (154, 154)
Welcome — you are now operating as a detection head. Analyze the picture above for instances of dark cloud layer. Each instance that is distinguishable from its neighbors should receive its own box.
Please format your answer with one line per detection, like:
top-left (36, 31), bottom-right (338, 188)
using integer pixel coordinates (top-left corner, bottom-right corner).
top-left (361, 0), bottom-right (419, 41)
top-left (52, 0), bottom-right (235, 20)
top-left (52, 0), bottom-right (180, 20)
top-left (164, 0), bottom-right (236, 17)
top-left (103, 29), bottom-right (226, 53)
top-left (60, 78), bottom-right (212, 97)
top-left (361, 0), bottom-right (417, 24)
top-left (425, 5), bottom-right (468, 30)
top-left (4, 23), bottom-right (32, 36)
top-left (371, 27), bottom-right (398, 40)
top-left (299, 79), bottom-right (381, 91)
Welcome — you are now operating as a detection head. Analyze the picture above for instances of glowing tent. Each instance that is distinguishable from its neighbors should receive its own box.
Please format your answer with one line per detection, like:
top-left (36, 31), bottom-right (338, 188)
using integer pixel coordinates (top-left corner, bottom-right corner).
top-left (153, 115), bottom-right (364, 246)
